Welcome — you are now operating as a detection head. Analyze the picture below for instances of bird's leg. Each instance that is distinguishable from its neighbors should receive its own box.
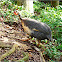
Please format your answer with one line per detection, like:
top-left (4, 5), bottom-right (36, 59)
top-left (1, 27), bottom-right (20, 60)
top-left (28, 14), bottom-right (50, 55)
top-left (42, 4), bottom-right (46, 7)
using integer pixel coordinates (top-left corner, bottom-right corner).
top-left (32, 38), bottom-right (38, 45)
top-left (32, 39), bottom-right (40, 47)
top-left (38, 40), bottom-right (41, 43)
top-left (36, 40), bottom-right (44, 48)
top-left (34, 38), bottom-right (37, 43)
top-left (36, 39), bottom-right (40, 46)
top-left (20, 37), bottom-right (30, 41)
top-left (20, 35), bottom-right (31, 41)
top-left (37, 40), bottom-right (41, 47)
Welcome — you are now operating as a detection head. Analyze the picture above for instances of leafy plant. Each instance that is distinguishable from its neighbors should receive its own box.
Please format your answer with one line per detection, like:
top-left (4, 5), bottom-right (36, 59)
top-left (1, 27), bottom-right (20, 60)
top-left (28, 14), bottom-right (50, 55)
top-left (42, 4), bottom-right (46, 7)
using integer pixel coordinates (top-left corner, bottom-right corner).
top-left (32, 1), bottom-right (62, 60)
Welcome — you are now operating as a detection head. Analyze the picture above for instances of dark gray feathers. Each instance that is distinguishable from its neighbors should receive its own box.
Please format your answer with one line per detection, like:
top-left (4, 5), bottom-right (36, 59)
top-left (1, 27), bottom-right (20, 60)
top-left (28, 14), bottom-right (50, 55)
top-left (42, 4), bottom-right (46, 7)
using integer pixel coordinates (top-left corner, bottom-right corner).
top-left (22, 18), bottom-right (52, 41)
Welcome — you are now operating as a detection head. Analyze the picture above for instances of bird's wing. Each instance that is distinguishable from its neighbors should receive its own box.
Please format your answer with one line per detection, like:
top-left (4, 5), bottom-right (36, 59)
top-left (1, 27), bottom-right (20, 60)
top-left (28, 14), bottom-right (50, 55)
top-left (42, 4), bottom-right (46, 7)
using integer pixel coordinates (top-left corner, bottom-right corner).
top-left (32, 28), bottom-right (39, 31)
top-left (23, 19), bottom-right (51, 35)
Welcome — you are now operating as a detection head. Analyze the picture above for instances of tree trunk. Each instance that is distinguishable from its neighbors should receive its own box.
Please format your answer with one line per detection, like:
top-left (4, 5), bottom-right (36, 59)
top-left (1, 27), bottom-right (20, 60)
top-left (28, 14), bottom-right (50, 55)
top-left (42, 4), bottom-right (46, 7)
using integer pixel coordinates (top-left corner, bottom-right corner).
top-left (17, 0), bottom-right (23, 6)
top-left (51, 1), bottom-right (59, 8)
top-left (17, 0), bottom-right (34, 14)
top-left (24, 0), bottom-right (34, 14)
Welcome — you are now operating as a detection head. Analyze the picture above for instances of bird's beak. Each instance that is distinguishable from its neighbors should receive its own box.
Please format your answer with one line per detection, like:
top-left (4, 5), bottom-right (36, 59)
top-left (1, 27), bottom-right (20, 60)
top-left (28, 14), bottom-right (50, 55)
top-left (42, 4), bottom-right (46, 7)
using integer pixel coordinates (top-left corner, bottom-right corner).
top-left (14, 11), bottom-right (18, 15)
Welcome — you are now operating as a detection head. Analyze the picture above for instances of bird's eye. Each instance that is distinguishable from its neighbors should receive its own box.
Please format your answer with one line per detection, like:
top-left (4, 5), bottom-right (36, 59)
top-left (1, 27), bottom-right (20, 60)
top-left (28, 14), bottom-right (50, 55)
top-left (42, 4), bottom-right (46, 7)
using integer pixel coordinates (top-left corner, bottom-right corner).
top-left (14, 11), bottom-right (18, 15)
top-left (16, 10), bottom-right (17, 12)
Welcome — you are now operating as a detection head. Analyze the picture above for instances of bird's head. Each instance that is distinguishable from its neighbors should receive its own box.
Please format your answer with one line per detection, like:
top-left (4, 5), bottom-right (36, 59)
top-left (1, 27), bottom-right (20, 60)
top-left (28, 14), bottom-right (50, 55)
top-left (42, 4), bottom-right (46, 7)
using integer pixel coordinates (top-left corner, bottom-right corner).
top-left (14, 10), bottom-right (19, 15)
top-left (14, 10), bottom-right (22, 20)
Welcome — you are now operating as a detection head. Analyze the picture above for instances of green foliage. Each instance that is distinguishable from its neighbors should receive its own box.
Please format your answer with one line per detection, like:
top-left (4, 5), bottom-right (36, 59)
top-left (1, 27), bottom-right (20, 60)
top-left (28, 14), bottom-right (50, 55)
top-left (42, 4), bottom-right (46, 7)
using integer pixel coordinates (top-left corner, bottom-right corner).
top-left (4, 59), bottom-right (9, 62)
top-left (44, 42), bottom-right (61, 59)
top-left (0, 0), bottom-right (24, 22)
top-left (33, 1), bottom-right (51, 13)
top-left (0, 0), bottom-right (31, 22)
top-left (32, 1), bottom-right (62, 60)
top-left (19, 10), bottom-right (32, 18)
top-left (0, 0), bottom-right (13, 9)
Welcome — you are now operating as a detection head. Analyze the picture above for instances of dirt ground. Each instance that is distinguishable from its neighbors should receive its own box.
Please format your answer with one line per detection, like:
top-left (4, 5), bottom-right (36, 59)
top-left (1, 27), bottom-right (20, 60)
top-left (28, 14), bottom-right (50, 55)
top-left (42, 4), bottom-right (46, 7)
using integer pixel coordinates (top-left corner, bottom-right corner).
top-left (0, 22), bottom-right (43, 62)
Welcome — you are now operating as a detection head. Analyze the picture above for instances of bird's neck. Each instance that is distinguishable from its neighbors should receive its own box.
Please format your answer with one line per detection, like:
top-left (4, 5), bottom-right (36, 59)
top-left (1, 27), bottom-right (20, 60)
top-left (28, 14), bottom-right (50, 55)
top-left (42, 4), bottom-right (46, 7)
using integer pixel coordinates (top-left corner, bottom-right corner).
top-left (18, 14), bottom-right (22, 20)
top-left (18, 13), bottom-right (24, 25)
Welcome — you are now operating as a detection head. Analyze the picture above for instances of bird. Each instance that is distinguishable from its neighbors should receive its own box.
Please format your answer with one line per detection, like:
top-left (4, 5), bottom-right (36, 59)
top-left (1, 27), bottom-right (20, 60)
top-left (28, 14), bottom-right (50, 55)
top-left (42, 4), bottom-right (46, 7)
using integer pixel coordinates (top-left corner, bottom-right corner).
top-left (14, 10), bottom-right (53, 42)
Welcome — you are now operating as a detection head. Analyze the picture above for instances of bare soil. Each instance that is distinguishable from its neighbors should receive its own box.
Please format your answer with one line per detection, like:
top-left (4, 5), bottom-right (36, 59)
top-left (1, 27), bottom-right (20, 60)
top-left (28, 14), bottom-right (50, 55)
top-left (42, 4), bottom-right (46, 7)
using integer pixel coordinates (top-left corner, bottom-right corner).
top-left (0, 22), bottom-right (41, 62)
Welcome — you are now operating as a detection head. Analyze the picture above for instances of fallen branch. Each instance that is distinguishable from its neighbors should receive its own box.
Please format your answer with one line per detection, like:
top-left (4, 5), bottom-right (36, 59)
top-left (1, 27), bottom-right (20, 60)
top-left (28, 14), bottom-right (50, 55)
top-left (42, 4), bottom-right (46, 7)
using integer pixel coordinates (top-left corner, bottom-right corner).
top-left (25, 38), bottom-right (46, 62)
top-left (0, 45), bottom-right (11, 48)
top-left (16, 52), bottom-right (29, 62)
top-left (0, 41), bottom-right (12, 48)
top-left (39, 51), bottom-right (45, 62)
top-left (31, 46), bottom-right (45, 62)
top-left (7, 36), bottom-right (29, 41)
top-left (0, 44), bottom-right (18, 61)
